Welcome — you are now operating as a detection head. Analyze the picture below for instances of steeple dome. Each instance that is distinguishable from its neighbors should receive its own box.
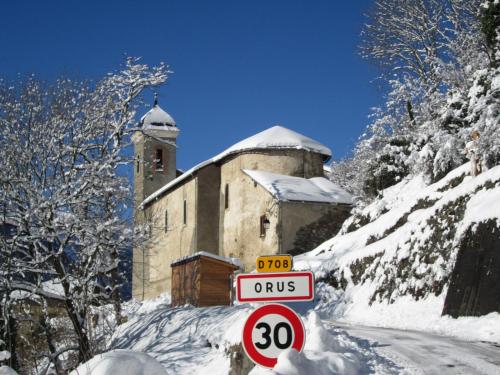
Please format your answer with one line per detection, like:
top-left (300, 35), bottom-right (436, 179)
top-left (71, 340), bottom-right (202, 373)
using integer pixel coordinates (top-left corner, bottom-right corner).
top-left (140, 94), bottom-right (176, 128)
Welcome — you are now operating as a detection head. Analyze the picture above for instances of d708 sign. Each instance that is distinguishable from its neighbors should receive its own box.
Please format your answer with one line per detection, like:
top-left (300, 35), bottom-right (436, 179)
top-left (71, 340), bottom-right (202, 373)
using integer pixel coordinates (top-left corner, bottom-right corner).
top-left (256, 255), bottom-right (293, 273)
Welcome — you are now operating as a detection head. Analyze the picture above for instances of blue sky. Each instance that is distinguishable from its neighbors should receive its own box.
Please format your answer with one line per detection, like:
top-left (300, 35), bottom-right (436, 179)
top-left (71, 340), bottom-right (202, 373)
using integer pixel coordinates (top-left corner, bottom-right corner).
top-left (0, 0), bottom-right (381, 170)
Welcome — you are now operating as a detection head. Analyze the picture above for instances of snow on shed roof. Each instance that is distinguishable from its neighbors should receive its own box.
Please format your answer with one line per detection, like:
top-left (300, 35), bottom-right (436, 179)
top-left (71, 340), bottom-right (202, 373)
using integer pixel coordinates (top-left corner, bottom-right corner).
top-left (140, 104), bottom-right (176, 128)
top-left (170, 251), bottom-right (242, 268)
top-left (243, 169), bottom-right (353, 204)
top-left (141, 125), bottom-right (332, 207)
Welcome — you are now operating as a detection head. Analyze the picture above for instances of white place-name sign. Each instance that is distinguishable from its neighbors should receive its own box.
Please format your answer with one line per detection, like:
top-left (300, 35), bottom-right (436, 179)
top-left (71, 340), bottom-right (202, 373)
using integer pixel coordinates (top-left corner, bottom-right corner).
top-left (236, 271), bottom-right (314, 302)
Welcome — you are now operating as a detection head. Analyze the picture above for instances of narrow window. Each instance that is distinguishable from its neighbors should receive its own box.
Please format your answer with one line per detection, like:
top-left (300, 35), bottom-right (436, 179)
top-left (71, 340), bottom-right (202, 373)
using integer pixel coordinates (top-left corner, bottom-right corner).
top-left (155, 149), bottom-right (163, 171)
top-left (224, 183), bottom-right (229, 209)
top-left (260, 215), bottom-right (270, 237)
top-left (136, 155), bottom-right (140, 173)
top-left (164, 210), bottom-right (168, 232)
top-left (183, 200), bottom-right (187, 225)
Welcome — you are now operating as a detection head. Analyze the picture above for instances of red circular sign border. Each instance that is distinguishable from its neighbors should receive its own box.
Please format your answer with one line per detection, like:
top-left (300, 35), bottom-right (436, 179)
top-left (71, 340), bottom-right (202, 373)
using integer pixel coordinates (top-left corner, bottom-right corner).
top-left (242, 303), bottom-right (305, 368)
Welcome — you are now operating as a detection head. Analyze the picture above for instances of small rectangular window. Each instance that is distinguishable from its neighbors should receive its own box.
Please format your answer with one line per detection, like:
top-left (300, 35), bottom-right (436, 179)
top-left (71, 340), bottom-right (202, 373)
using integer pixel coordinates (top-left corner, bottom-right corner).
top-left (136, 156), bottom-right (140, 173)
top-left (164, 210), bottom-right (168, 232)
top-left (155, 149), bottom-right (163, 171)
top-left (224, 183), bottom-right (229, 209)
top-left (183, 200), bottom-right (187, 225)
top-left (260, 215), bottom-right (270, 237)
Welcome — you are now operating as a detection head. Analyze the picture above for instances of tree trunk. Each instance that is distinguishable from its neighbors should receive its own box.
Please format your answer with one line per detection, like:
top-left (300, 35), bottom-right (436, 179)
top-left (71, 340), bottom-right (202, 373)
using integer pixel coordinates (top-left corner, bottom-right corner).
top-left (40, 301), bottom-right (65, 375)
top-left (51, 256), bottom-right (92, 363)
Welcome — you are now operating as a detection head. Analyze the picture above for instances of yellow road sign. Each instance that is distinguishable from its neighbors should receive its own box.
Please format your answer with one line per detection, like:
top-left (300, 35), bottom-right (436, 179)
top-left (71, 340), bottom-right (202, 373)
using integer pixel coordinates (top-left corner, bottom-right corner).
top-left (256, 255), bottom-right (293, 273)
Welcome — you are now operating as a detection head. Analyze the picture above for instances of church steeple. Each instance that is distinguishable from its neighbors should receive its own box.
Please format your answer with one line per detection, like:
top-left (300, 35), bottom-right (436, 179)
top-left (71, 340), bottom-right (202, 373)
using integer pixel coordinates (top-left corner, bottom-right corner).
top-left (140, 94), bottom-right (177, 128)
top-left (133, 96), bottom-right (180, 207)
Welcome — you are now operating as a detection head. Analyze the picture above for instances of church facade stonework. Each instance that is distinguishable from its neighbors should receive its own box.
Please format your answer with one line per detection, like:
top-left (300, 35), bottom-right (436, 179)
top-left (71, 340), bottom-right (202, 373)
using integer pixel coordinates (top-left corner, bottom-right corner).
top-left (132, 102), bottom-right (353, 300)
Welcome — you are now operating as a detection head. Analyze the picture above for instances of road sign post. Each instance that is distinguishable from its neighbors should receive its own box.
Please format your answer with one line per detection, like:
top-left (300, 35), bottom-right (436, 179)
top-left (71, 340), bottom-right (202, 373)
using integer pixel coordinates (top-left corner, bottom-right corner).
top-left (242, 303), bottom-right (305, 368)
top-left (236, 271), bottom-right (314, 303)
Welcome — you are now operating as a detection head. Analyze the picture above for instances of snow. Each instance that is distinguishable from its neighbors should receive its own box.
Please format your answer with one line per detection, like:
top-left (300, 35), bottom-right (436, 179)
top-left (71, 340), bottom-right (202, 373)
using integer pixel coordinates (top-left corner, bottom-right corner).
top-left (69, 350), bottom-right (168, 375)
top-left (142, 125), bottom-right (332, 207)
top-left (459, 187), bottom-right (500, 235)
top-left (293, 163), bottom-right (500, 344)
top-left (0, 351), bottom-right (11, 362)
top-left (243, 169), bottom-right (353, 204)
top-left (223, 126), bottom-right (331, 159)
top-left (111, 166), bottom-right (500, 375)
top-left (171, 251), bottom-right (242, 268)
top-left (111, 297), bottom-right (251, 375)
top-left (10, 278), bottom-right (66, 301)
top-left (110, 298), bottom-right (400, 375)
top-left (140, 104), bottom-right (176, 127)
top-left (0, 367), bottom-right (18, 375)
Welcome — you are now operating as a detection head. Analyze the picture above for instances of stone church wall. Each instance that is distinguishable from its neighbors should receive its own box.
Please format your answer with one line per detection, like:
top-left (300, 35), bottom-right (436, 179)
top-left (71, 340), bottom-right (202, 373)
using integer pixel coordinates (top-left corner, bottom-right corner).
top-left (219, 156), bottom-right (280, 271)
top-left (196, 164), bottom-right (221, 254)
top-left (132, 176), bottom-right (198, 300)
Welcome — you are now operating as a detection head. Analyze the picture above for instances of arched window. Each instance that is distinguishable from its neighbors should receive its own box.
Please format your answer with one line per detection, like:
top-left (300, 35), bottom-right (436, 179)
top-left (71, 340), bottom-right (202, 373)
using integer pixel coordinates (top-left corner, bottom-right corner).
top-left (164, 210), bottom-right (168, 232)
top-left (260, 215), bottom-right (270, 237)
top-left (155, 149), bottom-right (163, 171)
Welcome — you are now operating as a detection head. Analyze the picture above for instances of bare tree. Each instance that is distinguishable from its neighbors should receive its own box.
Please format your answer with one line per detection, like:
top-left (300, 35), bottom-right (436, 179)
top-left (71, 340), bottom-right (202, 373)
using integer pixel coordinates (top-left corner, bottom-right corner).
top-left (360, 0), bottom-right (482, 88)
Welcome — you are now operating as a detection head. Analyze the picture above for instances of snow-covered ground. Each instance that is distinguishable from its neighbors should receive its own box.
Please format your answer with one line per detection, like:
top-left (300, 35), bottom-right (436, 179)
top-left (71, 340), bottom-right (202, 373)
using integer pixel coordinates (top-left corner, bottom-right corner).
top-left (93, 293), bottom-right (500, 375)
top-left (105, 295), bottom-right (403, 375)
top-left (83, 163), bottom-right (500, 374)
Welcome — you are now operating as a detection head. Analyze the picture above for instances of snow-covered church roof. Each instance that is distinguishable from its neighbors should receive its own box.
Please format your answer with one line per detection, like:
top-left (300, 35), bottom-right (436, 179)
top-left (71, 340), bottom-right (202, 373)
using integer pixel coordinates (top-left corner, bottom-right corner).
top-left (141, 125), bottom-right (333, 207)
top-left (243, 169), bottom-right (353, 204)
top-left (223, 126), bottom-right (331, 159)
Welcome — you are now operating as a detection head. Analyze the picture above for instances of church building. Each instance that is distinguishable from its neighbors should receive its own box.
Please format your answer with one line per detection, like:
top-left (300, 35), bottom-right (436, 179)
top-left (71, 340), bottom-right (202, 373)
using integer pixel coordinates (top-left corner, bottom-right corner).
top-left (132, 100), bottom-right (352, 300)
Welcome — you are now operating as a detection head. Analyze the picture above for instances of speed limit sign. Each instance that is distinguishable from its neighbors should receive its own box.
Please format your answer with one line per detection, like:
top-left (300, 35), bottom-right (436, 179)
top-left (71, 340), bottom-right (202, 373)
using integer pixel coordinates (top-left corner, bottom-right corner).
top-left (242, 303), bottom-right (305, 368)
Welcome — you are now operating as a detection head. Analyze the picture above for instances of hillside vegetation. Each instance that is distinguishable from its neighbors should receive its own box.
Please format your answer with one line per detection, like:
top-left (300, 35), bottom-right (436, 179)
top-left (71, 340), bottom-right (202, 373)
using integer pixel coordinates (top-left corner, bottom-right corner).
top-left (296, 163), bottom-right (500, 335)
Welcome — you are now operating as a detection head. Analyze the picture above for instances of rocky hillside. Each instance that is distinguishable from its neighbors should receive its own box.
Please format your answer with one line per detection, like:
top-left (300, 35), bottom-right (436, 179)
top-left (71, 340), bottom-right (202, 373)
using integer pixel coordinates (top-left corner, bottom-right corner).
top-left (296, 163), bottom-right (500, 333)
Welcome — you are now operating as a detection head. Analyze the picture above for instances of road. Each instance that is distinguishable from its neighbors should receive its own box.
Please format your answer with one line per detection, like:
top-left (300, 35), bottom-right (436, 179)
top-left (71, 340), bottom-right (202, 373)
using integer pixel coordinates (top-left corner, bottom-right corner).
top-left (327, 321), bottom-right (500, 375)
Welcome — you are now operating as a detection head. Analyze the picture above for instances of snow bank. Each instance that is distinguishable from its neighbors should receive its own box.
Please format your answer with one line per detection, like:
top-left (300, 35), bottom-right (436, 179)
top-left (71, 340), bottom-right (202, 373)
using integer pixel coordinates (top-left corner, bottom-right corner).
top-left (69, 350), bottom-right (167, 375)
top-left (0, 367), bottom-right (18, 375)
top-left (295, 163), bottom-right (500, 343)
top-left (249, 311), bottom-right (397, 375)
top-left (111, 297), bottom-right (251, 375)
top-left (132, 292), bottom-right (171, 316)
top-left (110, 298), bottom-right (401, 375)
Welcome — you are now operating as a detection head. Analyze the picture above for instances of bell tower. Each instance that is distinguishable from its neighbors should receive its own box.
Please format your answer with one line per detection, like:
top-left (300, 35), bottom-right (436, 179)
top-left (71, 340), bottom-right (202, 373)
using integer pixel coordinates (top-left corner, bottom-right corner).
top-left (133, 94), bottom-right (179, 208)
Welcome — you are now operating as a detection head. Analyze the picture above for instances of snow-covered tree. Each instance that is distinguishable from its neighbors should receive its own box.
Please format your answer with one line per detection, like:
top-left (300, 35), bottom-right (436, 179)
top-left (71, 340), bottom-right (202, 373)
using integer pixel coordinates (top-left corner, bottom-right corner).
top-left (0, 57), bottom-right (169, 372)
top-left (342, 0), bottom-right (498, 201)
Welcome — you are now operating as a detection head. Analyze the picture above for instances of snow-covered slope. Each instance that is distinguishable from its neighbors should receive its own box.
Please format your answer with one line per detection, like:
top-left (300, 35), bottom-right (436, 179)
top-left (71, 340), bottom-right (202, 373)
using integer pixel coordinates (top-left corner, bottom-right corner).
top-left (108, 295), bottom-right (404, 375)
top-left (295, 163), bottom-right (500, 340)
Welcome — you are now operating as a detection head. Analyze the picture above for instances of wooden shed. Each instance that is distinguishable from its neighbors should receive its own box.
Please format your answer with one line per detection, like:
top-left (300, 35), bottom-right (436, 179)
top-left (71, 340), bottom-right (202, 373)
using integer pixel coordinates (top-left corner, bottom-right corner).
top-left (171, 252), bottom-right (240, 307)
